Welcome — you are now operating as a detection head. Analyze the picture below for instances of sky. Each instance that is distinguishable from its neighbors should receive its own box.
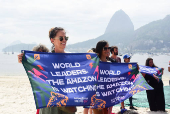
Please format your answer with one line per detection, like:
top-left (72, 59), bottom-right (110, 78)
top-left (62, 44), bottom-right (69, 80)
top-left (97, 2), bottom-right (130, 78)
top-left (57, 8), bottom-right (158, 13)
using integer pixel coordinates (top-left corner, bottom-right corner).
top-left (0, 0), bottom-right (170, 49)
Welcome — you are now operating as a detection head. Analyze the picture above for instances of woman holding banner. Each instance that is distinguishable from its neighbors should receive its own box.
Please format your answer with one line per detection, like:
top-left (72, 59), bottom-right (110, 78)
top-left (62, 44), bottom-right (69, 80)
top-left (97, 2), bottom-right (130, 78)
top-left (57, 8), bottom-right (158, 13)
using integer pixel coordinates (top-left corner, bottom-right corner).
top-left (18, 27), bottom-right (76, 114)
top-left (142, 58), bottom-right (165, 112)
top-left (39, 27), bottom-right (77, 114)
top-left (93, 40), bottom-right (111, 114)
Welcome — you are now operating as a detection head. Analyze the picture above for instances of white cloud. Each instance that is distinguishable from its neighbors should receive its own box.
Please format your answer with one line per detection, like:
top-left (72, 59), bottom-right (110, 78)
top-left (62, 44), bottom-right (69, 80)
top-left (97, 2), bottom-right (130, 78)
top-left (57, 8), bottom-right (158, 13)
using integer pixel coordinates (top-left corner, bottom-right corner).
top-left (0, 0), bottom-right (170, 47)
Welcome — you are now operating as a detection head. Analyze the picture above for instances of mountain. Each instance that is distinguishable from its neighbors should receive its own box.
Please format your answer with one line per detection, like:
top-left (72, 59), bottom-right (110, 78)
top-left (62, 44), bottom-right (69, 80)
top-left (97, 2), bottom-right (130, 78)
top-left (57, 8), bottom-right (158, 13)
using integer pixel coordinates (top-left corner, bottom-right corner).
top-left (67, 10), bottom-right (170, 53)
top-left (9, 40), bottom-right (22, 46)
top-left (105, 9), bottom-right (134, 34)
top-left (132, 15), bottom-right (170, 51)
top-left (2, 43), bottom-right (37, 53)
top-left (66, 10), bottom-right (134, 52)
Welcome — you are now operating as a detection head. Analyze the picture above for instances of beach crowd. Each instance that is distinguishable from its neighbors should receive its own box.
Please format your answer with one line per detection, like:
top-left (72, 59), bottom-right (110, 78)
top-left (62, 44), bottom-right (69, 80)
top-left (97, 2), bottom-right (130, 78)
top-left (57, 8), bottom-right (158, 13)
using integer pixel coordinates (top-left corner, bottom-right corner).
top-left (18, 27), bottom-right (170, 114)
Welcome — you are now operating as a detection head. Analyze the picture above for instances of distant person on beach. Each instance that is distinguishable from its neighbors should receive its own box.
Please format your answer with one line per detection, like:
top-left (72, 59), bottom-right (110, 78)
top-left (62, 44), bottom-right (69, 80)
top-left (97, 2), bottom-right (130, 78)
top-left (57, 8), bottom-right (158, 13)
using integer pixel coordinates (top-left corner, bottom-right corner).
top-left (18, 27), bottom-right (77, 114)
top-left (110, 46), bottom-right (127, 114)
top-left (142, 58), bottom-right (165, 112)
top-left (123, 54), bottom-right (137, 110)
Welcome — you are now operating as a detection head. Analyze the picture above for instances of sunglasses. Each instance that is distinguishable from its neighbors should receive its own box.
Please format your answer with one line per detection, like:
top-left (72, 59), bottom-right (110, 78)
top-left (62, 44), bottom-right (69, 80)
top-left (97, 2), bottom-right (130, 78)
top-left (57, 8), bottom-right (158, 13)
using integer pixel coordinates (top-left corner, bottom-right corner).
top-left (56, 36), bottom-right (69, 41)
top-left (103, 47), bottom-right (111, 51)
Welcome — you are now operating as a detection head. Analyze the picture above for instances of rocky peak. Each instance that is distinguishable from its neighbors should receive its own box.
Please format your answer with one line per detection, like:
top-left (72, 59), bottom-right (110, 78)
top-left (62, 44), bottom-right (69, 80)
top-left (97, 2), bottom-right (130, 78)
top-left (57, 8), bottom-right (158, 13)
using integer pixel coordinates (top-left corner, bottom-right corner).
top-left (104, 9), bottom-right (134, 34)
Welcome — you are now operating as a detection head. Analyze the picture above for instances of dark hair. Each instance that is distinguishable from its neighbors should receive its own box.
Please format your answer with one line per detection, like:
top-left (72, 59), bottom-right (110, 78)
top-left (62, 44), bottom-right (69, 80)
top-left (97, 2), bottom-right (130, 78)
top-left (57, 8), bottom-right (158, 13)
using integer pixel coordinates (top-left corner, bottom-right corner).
top-left (145, 58), bottom-right (157, 67)
top-left (110, 46), bottom-right (118, 54)
top-left (49, 27), bottom-right (64, 52)
top-left (95, 40), bottom-right (108, 58)
top-left (91, 48), bottom-right (96, 53)
top-left (49, 27), bottom-right (64, 39)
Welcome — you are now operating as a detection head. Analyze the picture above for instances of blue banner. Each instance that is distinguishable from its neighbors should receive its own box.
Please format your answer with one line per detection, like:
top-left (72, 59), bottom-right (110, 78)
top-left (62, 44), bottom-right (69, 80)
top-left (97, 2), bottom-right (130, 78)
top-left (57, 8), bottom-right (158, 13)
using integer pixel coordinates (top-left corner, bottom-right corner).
top-left (139, 65), bottom-right (162, 82)
top-left (22, 51), bottom-right (153, 109)
top-left (90, 62), bottom-right (153, 109)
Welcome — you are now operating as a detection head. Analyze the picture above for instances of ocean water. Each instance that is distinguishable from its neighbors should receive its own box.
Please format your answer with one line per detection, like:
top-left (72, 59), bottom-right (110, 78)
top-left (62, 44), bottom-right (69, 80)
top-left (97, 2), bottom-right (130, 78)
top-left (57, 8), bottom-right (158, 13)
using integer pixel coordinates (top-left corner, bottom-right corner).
top-left (0, 52), bottom-right (170, 77)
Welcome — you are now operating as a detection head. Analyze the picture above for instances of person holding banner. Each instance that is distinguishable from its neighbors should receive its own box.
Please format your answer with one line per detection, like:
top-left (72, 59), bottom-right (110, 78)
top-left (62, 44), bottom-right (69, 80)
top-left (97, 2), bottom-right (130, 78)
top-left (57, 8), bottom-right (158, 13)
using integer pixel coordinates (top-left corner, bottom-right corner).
top-left (110, 46), bottom-right (127, 114)
top-left (18, 44), bottom-right (50, 63)
top-left (18, 44), bottom-right (49, 114)
top-left (83, 49), bottom-right (95, 114)
top-left (123, 54), bottom-right (137, 110)
top-left (18, 27), bottom-right (77, 114)
top-left (142, 58), bottom-right (165, 112)
top-left (94, 40), bottom-right (111, 114)
top-left (39, 27), bottom-right (77, 114)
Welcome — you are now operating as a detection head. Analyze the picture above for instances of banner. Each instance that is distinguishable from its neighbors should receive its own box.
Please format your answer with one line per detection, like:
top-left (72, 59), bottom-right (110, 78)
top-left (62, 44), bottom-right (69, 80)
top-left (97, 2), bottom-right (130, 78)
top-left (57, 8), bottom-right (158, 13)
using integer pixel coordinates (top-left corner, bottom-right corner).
top-left (139, 65), bottom-right (162, 82)
top-left (90, 62), bottom-right (153, 109)
top-left (22, 51), bottom-right (153, 109)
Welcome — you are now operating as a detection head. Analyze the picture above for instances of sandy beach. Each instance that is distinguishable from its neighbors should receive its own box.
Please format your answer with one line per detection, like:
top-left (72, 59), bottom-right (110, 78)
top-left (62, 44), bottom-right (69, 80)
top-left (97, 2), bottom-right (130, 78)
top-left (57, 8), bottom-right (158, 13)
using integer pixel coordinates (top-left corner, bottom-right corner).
top-left (0, 76), bottom-right (170, 114)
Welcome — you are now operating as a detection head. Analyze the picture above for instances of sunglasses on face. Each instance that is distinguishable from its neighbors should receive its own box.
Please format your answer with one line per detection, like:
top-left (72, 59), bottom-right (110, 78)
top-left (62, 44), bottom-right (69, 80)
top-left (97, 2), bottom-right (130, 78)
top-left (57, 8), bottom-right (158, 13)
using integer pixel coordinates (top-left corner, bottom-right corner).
top-left (56, 36), bottom-right (69, 41)
top-left (103, 47), bottom-right (111, 51)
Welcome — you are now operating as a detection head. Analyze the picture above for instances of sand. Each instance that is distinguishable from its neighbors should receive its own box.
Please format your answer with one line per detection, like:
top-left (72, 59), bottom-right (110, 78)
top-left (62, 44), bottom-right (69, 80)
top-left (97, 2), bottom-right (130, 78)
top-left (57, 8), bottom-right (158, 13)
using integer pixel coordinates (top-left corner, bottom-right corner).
top-left (0, 76), bottom-right (170, 114)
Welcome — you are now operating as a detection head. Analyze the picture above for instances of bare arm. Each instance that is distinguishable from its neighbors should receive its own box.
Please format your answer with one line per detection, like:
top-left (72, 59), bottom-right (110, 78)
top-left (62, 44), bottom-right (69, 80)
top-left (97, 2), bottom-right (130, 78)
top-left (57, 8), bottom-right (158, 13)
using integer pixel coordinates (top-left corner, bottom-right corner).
top-left (161, 68), bottom-right (164, 75)
top-left (168, 66), bottom-right (170, 72)
top-left (18, 53), bottom-right (24, 63)
top-left (141, 73), bottom-right (146, 77)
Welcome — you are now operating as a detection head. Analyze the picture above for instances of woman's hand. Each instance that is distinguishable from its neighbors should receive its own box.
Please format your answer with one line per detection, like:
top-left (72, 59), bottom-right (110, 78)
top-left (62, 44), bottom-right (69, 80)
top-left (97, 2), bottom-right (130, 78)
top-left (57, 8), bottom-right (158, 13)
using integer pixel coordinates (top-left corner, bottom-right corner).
top-left (18, 53), bottom-right (24, 63)
top-left (141, 73), bottom-right (146, 77)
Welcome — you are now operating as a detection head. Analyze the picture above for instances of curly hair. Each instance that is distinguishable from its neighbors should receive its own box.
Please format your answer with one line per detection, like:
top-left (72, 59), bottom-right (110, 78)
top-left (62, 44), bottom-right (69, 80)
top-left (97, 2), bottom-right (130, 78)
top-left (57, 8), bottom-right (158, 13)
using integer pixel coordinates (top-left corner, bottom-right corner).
top-left (32, 44), bottom-right (49, 52)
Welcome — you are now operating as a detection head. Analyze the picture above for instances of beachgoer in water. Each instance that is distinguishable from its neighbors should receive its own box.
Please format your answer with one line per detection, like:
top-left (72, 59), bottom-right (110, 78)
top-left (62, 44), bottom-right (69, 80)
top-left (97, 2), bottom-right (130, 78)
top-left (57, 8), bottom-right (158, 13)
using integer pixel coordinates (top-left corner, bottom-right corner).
top-left (142, 58), bottom-right (165, 112)
top-left (123, 54), bottom-right (137, 110)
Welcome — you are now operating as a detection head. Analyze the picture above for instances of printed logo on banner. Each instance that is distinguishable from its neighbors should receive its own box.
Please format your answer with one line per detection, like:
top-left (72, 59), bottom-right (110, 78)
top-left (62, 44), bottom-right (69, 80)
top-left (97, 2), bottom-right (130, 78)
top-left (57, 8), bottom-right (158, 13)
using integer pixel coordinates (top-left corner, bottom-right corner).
top-left (34, 54), bottom-right (40, 60)
top-left (47, 92), bottom-right (69, 107)
top-left (128, 64), bottom-right (132, 69)
top-left (86, 54), bottom-right (91, 60)
top-left (129, 85), bottom-right (147, 95)
top-left (37, 65), bottom-right (45, 71)
top-left (90, 94), bottom-right (106, 109)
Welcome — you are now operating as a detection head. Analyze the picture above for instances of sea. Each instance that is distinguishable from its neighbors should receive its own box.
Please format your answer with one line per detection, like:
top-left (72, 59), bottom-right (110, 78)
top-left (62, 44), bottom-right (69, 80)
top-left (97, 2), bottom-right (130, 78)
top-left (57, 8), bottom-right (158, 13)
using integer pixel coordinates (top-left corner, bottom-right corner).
top-left (0, 52), bottom-right (170, 78)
